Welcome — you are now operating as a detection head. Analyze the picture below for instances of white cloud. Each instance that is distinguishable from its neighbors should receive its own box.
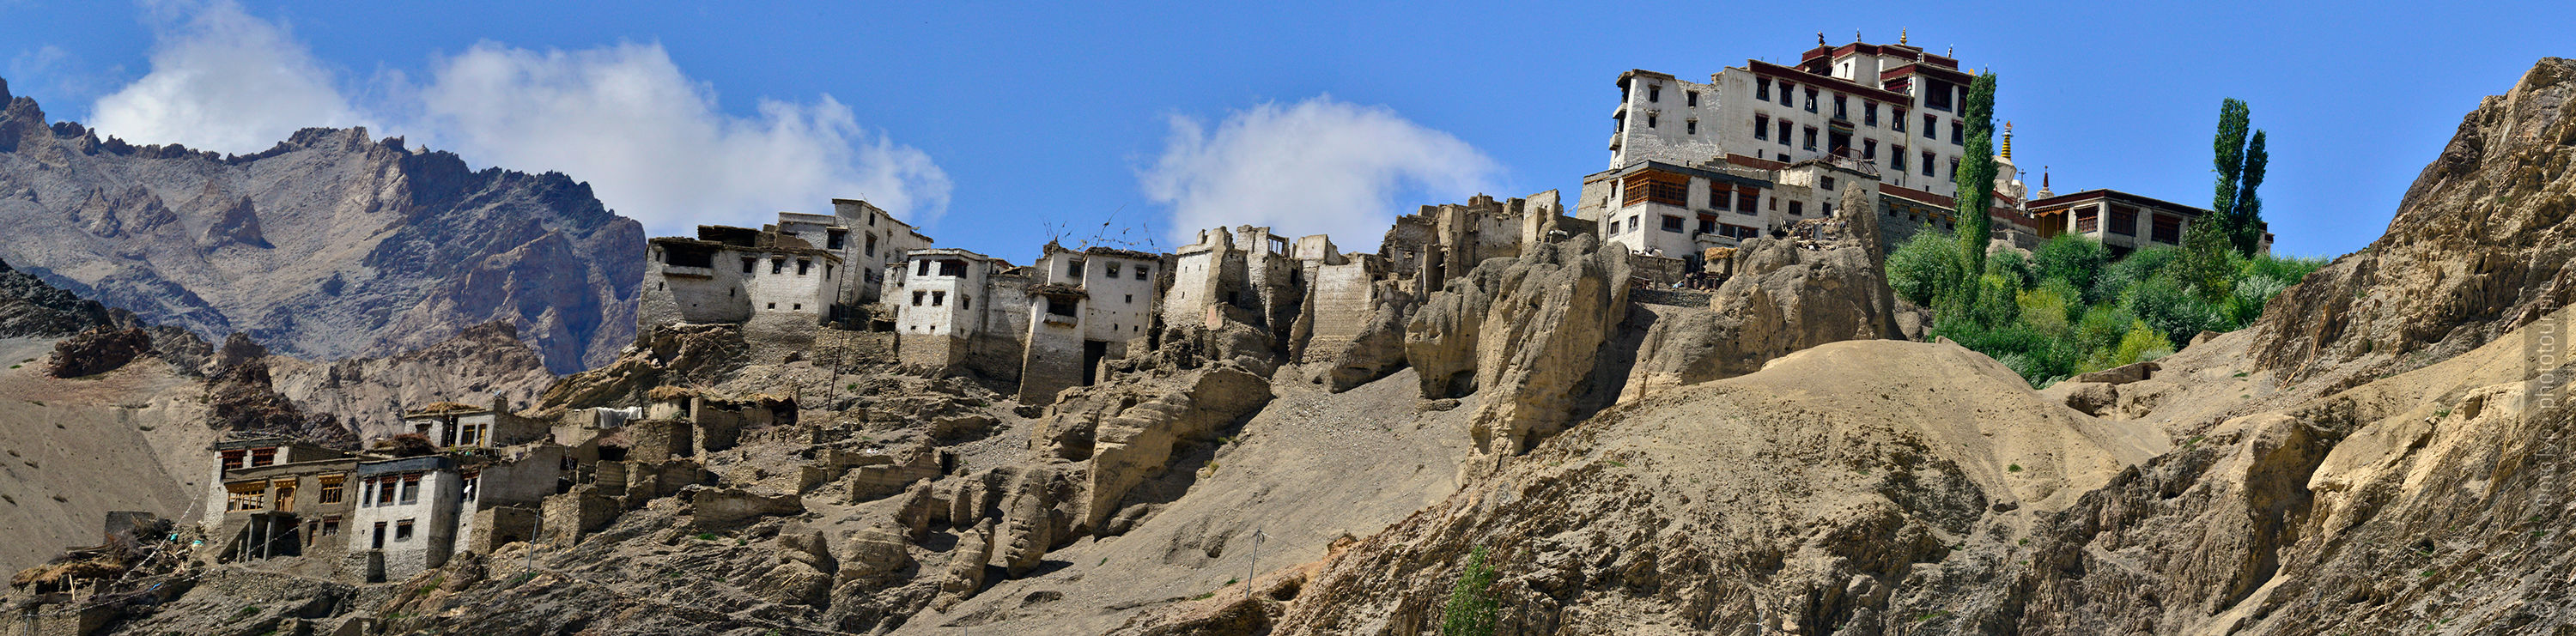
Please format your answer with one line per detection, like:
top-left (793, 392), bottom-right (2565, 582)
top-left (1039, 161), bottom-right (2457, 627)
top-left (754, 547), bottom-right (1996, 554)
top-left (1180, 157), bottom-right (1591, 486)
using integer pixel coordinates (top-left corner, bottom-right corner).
top-left (1142, 96), bottom-right (1499, 251)
top-left (411, 43), bottom-right (950, 233)
top-left (88, 0), bottom-right (368, 154)
top-left (77, 2), bottom-right (950, 234)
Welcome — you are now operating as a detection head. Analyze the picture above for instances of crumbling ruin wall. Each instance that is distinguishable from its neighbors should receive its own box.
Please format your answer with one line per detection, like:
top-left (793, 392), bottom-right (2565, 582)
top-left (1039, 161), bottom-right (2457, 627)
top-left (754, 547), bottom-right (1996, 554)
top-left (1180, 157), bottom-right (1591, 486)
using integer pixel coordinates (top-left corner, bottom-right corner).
top-left (1018, 301), bottom-right (1086, 405)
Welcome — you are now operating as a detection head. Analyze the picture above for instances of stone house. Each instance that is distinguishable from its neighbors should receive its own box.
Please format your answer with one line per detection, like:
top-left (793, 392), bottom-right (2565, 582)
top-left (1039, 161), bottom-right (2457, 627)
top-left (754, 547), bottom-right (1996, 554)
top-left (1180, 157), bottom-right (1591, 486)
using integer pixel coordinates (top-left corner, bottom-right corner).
top-left (204, 438), bottom-right (357, 562)
top-left (348, 456), bottom-right (465, 580)
top-left (1017, 245), bottom-right (1163, 403)
top-left (890, 248), bottom-right (1030, 380)
top-left (398, 397), bottom-right (547, 449)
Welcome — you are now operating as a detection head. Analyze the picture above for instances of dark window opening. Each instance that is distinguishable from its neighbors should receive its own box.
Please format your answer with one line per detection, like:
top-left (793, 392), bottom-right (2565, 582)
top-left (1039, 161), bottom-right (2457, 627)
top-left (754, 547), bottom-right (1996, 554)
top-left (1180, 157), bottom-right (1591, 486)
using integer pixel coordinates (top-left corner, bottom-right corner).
top-left (1754, 114), bottom-right (1770, 139)
top-left (1661, 215), bottom-right (1685, 232)
top-left (1922, 152), bottom-right (1936, 177)
top-left (1736, 190), bottom-right (1759, 213)
top-left (1864, 102), bottom-right (1879, 126)
top-left (1802, 127), bottom-right (1818, 150)
top-left (395, 520), bottom-right (414, 542)
top-left (1048, 299), bottom-right (1078, 317)
top-left (770, 258), bottom-right (785, 275)
top-left (1803, 88), bottom-right (1819, 112)
top-left (740, 257), bottom-right (755, 274)
top-left (911, 291), bottom-right (924, 306)
top-left (1832, 94), bottom-right (1848, 119)
top-left (1710, 183), bottom-right (1733, 210)
top-left (1789, 201), bottom-right (1804, 216)
top-left (663, 244), bottom-right (716, 269)
top-left (1066, 259), bottom-right (1084, 278)
top-left (1135, 266), bottom-right (1150, 281)
top-left (1648, 84), bottom-right (1660, 102)
top-left (2152, 214), bottom-right (2182, 243)
top-left (1863, 139), bottom-right (1877, 160)
top-left (1756, 77), bottom-right (1771, 100)
top-left (1893, 107), bottom-right (1908, 132)
top-left (1686, 119), bottom-right (1697, 134)
top-left (2110, 205), bottom-right (2140, 236)
top-left (1106, 262), bottom-right (1121, 277)
top-left (826, 229), bottom-right (846, 250)
top-left (1777, 120), bottom-right (1792, 146)
top-left (938, 259), bottom-right (966, 276)
top-left (1686, 90), bottom-right (1698, 106)
top-left (931, 291), bottom-right (945, 306)
top-left (796, 259), bottom-right (811, 276)
top-left (1893, 145), bottom-right (1908, 171)
top-left (1778, 82), bottom-right (1795, 106)
top-left (1951, 121), bottom-right (1964, 145)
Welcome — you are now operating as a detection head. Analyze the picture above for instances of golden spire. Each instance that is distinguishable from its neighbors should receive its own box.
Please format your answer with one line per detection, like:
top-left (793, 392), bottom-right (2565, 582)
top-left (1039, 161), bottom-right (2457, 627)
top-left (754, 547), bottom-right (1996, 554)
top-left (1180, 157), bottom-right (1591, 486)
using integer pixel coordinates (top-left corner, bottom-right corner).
top-left (2002, 121), bottom-right (2014, 160)
top-left (1900, 28), bottom-right (1908, 45)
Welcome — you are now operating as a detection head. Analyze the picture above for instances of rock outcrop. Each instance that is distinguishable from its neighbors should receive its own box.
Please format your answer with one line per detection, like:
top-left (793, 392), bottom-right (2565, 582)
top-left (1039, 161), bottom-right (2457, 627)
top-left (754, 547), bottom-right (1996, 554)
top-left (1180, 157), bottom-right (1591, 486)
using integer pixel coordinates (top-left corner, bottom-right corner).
top-left (265, 320), bottom-right (554, 439)
top-left (204, 333), bottom-right (353, 448)
top-left (0, 256), bottom-right (112, 337)
top-left (538, 323), bottom-right (750, 410)
top-left (0, 84), bottom-right (641, 373)
top-left (1613, 208), bottom-right (1901, 403)
top-left (2251, 58), bottom-right (2576, 382)
top-left (1272, 341), bottom-right (2165, 634)
top-left (46, 325), bottom-right (151, 378)
top-left (1406, 233), bottom-right (1631, 457)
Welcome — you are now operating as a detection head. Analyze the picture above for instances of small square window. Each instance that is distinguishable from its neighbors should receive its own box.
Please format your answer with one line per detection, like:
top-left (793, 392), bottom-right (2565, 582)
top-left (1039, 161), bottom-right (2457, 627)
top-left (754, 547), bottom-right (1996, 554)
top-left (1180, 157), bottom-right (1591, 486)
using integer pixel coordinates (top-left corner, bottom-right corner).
top-left (1789, 201), bottom-right (1804, 216)
top-left (1134, 266), bottom-right (1150, 281)
top-left (1106, 262), bottom-right (1121, 277)
top-left (1686, 119), bottom-right (1697, 135)
top-left (1686, 90), bottom-right (1698, 106)
top-left (395, 520), bottom-right (415, 541)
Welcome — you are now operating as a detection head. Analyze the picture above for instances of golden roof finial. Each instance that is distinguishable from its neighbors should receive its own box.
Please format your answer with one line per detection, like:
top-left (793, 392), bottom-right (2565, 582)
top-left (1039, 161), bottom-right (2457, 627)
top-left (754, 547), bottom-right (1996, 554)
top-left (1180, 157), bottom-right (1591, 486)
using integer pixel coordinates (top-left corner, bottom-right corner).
top-left (2002, 121), bottom-right (2015, 160)
top-left (1818, 32), bottom-right (1827, 45)
top-left (1900, 28), bottom-right (1909, 45)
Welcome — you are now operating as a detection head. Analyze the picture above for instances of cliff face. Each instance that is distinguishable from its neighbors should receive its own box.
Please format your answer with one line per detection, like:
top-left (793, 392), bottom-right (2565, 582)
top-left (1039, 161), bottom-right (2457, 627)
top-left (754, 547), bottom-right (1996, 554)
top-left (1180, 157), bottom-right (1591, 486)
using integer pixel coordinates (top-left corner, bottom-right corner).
top-left (0, 77), bottom-right (641, 373)
top-left (2251, 58), bottom-right (2576, 383)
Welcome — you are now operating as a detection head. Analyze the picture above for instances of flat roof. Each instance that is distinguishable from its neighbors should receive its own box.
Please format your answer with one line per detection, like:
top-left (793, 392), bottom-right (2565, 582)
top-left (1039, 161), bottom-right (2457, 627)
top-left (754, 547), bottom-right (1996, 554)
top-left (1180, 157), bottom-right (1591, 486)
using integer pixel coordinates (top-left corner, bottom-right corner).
top-left (357, 456), bottom-right (455, 476)
top-left (2027, 188), bottom-right (2212, 215)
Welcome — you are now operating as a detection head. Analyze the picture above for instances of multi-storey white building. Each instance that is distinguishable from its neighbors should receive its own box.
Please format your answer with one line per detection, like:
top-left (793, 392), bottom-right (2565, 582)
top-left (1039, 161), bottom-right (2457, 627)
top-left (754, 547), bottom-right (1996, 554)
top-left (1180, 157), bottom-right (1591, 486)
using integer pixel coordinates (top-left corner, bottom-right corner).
top-left (1581, 34), bottom-right (2013, 259)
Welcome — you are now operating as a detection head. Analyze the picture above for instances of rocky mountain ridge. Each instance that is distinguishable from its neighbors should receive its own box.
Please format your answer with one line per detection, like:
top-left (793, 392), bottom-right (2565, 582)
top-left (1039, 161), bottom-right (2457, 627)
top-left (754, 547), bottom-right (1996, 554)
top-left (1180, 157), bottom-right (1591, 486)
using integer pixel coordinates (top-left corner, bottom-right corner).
top-left (0, 76), bottom-right (641, 373)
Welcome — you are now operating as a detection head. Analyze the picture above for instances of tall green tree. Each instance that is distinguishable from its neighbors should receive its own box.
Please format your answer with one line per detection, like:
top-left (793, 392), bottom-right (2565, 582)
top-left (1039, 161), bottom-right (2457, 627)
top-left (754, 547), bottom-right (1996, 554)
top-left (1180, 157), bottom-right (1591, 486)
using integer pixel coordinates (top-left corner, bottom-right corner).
top-left (2231, 130), bottom-right (2268, 255)
top-left (1953, 72), bottom-right (2001, 288)
top-left (2209, 99), bottom-right (2251, 240)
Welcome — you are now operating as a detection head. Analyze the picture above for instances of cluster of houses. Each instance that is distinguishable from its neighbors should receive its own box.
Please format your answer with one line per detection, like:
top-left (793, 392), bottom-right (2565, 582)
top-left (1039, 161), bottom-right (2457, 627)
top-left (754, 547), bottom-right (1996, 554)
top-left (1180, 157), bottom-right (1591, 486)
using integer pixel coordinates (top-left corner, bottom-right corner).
top-left (200, 391), bottom-right (791, 582)
top-left (189, 33), bottom-right (2287, 585)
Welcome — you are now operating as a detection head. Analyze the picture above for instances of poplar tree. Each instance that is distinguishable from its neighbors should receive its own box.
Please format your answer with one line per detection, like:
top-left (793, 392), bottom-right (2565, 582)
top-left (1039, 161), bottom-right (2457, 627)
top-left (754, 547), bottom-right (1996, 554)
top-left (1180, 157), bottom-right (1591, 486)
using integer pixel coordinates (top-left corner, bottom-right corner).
top-left (1952, 72), bottom-right (2000, 289)
top-left (2232, 130), bottom-right (2268, 255)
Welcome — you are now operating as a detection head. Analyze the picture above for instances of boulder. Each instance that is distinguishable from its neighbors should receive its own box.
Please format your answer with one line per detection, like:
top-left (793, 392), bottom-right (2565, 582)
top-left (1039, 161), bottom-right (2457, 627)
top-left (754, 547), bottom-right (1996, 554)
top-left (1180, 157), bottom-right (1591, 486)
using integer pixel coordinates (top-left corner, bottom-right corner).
top-left (931, 519), bottom-right (998, 611)
top-left (47, 325), bottom-right (151, 378)
top-left (837, 525), bottom-right (914, 586)
top-left (2069, 360), bottom-right (2160, 385)
top-left (688, 487), bottom-right (805, 528)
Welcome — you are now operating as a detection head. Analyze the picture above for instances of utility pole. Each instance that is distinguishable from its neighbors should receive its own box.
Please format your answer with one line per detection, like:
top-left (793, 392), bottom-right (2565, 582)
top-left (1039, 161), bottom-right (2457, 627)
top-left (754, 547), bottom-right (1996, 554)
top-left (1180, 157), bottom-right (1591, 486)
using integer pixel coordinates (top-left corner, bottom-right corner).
top-left (1244, 529), bottom-right (1267, 603)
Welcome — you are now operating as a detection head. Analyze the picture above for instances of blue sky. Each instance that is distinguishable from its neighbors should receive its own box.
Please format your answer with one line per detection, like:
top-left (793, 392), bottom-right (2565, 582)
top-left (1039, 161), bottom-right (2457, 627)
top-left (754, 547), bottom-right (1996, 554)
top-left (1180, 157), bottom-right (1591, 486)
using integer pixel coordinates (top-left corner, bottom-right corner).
top-left (3, 2), bottom-right (2570, 262)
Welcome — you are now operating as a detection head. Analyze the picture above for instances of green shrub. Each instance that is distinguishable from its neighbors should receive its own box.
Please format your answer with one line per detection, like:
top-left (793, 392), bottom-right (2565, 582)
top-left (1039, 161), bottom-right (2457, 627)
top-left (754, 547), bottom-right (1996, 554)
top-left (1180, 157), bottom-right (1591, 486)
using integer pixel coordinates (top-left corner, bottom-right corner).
top-left (1887, 230), bottom-right (1963, 306)
top-left (2016, 283), bottom-right (2076, 336)
top-left (1987, 250), bottom-right (2035, 288)
top-left (2034, 234), bottom-right (2109, 295)
top-left (2093, 245), bottom-right (2181, 305)
top-left (1965, 274), bottom-right (2022, 329)
top-left (2125, 275), bottom-right (2219, 345)
top-left (1439, 547), bottom-right (1499, 636)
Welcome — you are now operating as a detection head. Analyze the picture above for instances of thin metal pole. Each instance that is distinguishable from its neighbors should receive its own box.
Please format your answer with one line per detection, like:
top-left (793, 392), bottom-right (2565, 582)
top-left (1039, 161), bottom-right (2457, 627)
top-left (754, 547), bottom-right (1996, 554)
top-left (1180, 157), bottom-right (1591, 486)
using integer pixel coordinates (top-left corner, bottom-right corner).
top-left (1244, 529), bottom-right (1266, 603)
